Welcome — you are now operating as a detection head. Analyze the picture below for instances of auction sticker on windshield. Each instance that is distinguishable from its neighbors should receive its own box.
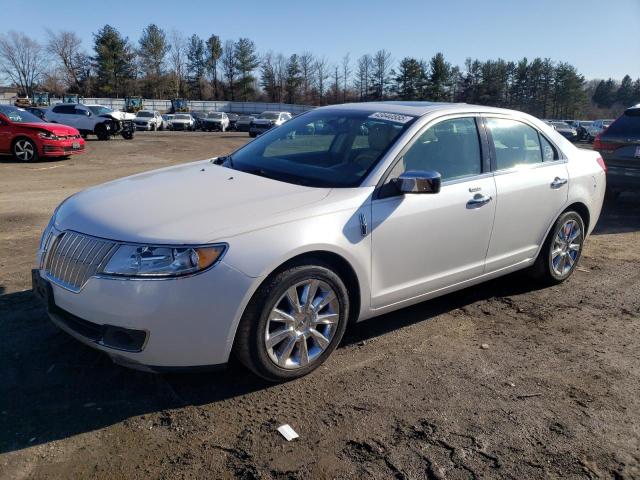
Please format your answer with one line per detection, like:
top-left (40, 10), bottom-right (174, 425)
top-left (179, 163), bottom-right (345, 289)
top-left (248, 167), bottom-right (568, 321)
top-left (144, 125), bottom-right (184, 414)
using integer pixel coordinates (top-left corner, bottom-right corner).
top-left (369, 112), bottom-right (414, 124)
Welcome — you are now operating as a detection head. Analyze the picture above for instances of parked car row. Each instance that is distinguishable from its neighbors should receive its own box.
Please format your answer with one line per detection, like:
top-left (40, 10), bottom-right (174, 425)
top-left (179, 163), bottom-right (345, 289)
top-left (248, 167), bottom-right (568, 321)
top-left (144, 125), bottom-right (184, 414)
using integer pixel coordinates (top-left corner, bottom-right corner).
top-left (133, 110), bottom-right (294, 135)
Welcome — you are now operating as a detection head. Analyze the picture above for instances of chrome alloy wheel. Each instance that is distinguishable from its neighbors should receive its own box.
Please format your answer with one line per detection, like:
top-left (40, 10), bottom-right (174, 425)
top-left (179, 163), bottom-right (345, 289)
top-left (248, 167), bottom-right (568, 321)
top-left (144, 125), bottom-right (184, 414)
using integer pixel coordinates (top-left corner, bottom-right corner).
top-left (14, 139), bottom-right (35, 161)
top-left (265, 279), bottom-right (340, 369)
top-left (551, 219), bottom-right (582, 277)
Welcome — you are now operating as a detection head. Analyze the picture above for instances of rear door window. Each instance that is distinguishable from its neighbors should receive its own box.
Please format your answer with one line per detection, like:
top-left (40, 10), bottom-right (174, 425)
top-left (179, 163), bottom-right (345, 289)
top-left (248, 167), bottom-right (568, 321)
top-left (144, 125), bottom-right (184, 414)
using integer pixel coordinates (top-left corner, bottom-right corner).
top-left (604, 111), bottom-right (640, 137)
top-left (486, 118), bottom-right (544, 170)
top-left (52, 105), bottom-right (76, 114)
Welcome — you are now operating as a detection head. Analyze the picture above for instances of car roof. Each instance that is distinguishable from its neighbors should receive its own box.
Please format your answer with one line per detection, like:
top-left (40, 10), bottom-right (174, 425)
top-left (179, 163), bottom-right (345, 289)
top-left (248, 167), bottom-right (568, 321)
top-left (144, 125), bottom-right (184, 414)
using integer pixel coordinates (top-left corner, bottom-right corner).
top-left (318, 101), bottom-right (522, 118)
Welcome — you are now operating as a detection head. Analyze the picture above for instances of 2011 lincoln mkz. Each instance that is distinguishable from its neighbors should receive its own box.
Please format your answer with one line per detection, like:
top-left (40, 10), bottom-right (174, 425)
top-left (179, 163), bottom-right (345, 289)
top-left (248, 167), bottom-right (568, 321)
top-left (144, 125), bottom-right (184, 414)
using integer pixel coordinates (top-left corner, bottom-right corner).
top-left (33, 102), bottom-right (606, 381)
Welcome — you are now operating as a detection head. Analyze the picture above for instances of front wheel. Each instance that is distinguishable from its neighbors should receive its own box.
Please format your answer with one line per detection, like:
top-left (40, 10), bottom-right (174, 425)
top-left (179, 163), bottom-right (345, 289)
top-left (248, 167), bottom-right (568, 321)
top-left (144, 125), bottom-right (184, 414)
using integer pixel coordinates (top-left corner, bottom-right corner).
top-left (95, 123), bottom-right (110, 141)
top-left (234, 261), bottom-right (350, 382)
top-left (13, 138), bottom-right (38, 162)
top-left (529, 211), bottom-right (585, 285)
top-left (122, 131), bottom-right (134, 140)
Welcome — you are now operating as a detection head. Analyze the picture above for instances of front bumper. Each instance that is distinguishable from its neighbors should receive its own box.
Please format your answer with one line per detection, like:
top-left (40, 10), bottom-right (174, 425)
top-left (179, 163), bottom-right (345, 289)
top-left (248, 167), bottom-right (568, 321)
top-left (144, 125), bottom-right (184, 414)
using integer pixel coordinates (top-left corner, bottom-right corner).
top-left (32, 260), bottom-right (259, 371)
top-left (40, 138), bottom-right (85, 157)
top-left (135, 122), bottom-right (153, 130)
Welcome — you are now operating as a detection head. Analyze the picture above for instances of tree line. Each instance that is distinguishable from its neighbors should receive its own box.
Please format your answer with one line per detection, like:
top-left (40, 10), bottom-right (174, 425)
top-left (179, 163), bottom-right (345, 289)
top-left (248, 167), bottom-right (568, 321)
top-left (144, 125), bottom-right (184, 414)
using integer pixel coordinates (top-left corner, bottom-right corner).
top-left (0, 25), bottom-right (638, 119)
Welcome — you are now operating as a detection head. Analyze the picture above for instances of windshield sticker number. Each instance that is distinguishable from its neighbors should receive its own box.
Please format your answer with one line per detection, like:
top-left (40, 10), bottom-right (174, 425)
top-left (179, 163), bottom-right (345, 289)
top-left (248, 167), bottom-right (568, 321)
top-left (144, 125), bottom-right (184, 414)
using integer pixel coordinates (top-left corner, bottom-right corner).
top-left (369, 112), bottom-right (414, 124)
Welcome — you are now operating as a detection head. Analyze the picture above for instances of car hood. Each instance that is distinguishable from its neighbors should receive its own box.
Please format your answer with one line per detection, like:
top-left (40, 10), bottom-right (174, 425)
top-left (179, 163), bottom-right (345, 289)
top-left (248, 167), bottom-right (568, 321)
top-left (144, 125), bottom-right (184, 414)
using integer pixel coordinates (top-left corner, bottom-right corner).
top-left (18, 122), bottom-right (79, 136)
top-left (54, 160), bottom-right (332, 244)
top-left (105, 110), bottom-right (136, 121)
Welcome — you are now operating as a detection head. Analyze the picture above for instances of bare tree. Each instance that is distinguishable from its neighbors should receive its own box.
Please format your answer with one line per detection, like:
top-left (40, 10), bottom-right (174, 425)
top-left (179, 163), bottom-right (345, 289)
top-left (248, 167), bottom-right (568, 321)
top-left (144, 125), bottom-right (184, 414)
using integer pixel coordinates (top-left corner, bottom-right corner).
top-left (299, 51), bottom-right (315, 104)
top-left (45, 30), bottom-right (86, 92)
top-left (221, 40), bottom-right (237, 100)
top-left (168, 30), bottom-right (186, 97)
top-left (356, 54), bottom-right (373, 100)
top-left (314, 56), bottom-right (330, 104)
top-left (341, 53), bottom-right (351, 102)
top-left (0, 31), bottom-right (46, 96)
top-left (371, 49), bottom-right (393, 100)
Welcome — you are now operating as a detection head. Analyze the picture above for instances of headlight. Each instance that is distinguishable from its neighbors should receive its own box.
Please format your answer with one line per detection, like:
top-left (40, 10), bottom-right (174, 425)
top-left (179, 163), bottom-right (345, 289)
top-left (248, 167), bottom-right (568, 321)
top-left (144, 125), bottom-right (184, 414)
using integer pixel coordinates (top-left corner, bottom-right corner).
top-left (101, 244), bottom-right (226, 277)
top-left (38, 131), bottom-right (60, 140)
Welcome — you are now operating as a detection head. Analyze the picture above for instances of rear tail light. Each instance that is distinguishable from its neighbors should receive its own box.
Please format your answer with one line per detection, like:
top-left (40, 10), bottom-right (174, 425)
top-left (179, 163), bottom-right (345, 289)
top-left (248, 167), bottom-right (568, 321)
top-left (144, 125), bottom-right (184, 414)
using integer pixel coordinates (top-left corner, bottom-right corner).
top-left (592, 135), bottom-right (616, 153)
top-left (596, 156), bottom-right (607, 173)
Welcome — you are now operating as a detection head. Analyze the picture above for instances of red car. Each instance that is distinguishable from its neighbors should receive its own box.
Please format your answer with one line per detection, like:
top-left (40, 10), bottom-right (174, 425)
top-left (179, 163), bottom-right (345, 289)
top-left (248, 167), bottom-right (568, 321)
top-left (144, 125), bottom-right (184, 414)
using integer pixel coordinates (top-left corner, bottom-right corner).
top-left (0, 104), bottom-right (85, 162)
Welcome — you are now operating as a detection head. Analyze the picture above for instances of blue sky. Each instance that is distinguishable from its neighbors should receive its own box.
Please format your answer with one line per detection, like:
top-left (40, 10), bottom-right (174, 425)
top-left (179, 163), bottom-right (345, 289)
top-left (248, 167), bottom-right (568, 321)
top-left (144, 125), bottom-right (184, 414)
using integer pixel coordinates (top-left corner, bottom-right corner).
top-left (3, 0), bottom-right (639, 79)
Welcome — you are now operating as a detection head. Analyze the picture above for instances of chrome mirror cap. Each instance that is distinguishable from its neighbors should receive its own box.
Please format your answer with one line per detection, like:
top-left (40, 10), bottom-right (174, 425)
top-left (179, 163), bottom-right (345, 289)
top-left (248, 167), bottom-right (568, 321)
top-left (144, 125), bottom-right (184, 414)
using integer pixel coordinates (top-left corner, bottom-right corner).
top-left (393, 170), bottom-right (442, 194)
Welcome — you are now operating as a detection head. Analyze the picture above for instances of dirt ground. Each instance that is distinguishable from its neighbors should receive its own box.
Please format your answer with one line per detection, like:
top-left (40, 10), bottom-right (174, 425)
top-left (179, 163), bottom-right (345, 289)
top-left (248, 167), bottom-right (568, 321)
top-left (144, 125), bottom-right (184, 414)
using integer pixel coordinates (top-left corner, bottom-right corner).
top-left (1, 132), bottom-right (639, 479)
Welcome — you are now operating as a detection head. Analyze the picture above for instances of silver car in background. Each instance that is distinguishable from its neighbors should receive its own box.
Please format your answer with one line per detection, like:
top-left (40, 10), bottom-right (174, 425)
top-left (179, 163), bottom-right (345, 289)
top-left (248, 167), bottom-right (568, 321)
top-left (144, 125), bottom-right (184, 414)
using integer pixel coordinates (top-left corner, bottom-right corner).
top-left (249, 111), bottom-right (292, 137)
top-left (33, 102), bottom-right (606, 381)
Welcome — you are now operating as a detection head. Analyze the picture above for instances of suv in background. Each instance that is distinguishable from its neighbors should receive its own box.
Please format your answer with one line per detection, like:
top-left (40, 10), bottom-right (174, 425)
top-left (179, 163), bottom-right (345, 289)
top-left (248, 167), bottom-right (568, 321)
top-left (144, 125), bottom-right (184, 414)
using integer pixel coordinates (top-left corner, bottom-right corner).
top-left (236, 115), bottom-right (255, 132)
top-left (201, 112), bottom-right (230, 131)
top-left (249, 111), bottom-right (292, 137)
top-left (594, 105), bottom-right (640, 197)
top-left (46, 103), bottom-right (135, 140)
top-left (134, 110), bottom-right (163, 131)
top-left (586, 119), bottom-right (613, 142)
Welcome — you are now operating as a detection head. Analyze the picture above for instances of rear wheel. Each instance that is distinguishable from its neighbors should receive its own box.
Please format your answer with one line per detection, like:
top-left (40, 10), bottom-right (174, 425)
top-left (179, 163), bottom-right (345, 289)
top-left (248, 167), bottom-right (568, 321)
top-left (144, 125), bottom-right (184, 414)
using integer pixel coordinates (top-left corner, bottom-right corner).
top-left (13, 138), bottom-right (38, 162)
top-left (234, 261), bottom-right (350, 382)
top-left (530, 211), bottom-right (585, 285)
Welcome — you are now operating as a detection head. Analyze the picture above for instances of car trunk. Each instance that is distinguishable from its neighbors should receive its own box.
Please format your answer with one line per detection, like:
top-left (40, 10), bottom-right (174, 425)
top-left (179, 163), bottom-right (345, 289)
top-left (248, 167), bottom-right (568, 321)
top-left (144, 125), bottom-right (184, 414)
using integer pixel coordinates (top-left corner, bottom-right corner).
top-left (598, 111), bottom-right (640, 171)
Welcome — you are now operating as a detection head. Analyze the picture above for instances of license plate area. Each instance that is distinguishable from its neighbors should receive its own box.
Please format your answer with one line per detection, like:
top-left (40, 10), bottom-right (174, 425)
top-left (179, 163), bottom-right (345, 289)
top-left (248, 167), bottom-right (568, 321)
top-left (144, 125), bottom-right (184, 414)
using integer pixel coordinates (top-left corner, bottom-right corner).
top-left (72, 141), bottom-right (80, 149)
top-left (635, 146), bottom-right (640, 158)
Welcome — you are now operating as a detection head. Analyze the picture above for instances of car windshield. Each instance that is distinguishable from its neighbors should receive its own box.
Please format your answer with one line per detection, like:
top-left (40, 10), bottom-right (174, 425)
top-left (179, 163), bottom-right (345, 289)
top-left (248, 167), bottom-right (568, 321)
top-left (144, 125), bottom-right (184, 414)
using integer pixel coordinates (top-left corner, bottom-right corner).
top-left (207, 113), bottom-right (222, 119)
top-left (226, 109), bottom-right (416, 188)
top-left (137, 111), bottom-right (153, 117)
top-left (0, 105), bottom-right (44, 123)
top-left (88, 106), bottom-right (113, 116)
top-left (259, 112), bottom-right (280, 120)
top-left (175, 114), bottom-right (191, 120)
top-left (581, 121), bottom-right (593, 126)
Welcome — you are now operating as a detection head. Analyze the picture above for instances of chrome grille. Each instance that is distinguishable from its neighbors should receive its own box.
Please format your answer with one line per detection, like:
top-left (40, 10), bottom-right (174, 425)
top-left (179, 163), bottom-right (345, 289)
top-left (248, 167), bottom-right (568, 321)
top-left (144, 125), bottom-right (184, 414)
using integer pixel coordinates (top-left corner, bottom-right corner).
top-left (44, 231), bottom-right (117, 292)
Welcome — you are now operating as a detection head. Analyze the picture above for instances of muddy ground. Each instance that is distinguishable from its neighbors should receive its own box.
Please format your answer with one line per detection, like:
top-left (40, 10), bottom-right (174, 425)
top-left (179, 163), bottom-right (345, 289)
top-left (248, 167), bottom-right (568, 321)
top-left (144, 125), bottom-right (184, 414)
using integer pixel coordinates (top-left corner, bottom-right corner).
top-left (1, 132), bottom-right (639, 479)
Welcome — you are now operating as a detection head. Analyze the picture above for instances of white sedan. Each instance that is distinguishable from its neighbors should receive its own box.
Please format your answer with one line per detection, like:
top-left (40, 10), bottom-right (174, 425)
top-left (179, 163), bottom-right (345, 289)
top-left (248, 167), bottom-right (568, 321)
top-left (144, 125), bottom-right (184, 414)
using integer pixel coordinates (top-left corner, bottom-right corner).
top-left (33, 102), bottom-right (606, 381)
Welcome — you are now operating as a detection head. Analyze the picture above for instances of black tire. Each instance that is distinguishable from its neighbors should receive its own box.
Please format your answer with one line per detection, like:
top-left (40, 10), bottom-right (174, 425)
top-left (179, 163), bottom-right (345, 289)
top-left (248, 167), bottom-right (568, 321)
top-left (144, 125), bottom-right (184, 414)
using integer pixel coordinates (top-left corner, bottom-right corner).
top-left (12, 137), bottom-right (38, 162)
top-left (95, 123), bottom-right (110, 141)
top-left (529, 211), bottom-right (585, 286)
top-left (233, 260), bottom-right (350, 382)
top-left (249, 132), bottom-right (257, 138)
top-left (122, 131), bottom-right (134, 140)
top-left (152, 123), bottom-right (157, 131)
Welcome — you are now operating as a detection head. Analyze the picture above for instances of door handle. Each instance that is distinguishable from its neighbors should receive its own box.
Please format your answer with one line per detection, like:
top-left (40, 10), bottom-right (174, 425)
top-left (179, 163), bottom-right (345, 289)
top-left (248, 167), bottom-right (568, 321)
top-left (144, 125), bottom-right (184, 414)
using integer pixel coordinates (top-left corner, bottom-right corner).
top-left (550, 177), bottom-right (568, 189)
top-left (467, 193), bottom-right (493, 208)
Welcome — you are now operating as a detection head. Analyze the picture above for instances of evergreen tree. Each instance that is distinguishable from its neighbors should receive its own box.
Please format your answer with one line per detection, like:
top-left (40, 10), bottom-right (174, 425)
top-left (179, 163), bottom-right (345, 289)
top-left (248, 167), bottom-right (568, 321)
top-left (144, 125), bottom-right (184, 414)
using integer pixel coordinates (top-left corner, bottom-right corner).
top-left (234, 38), bottom-right (259, 101)
top-left (592, 78), bottom-right (616, 108)
top-left (93, 25), bottom-right (135, 97)
top-left (285, 54), bottom-right (302, 104)
top-left (393, 57), bottom-right (426, 100)
top-left (186, 34), bottom-right (205, 99)
top-left (616, 75), bottom-right (635, 107)
top-left (427, 52), bottom-right (451, 101)
top-left (205, 35), bottom-right (222, 99)
top-left (138, 24), bottom-right (169, 98)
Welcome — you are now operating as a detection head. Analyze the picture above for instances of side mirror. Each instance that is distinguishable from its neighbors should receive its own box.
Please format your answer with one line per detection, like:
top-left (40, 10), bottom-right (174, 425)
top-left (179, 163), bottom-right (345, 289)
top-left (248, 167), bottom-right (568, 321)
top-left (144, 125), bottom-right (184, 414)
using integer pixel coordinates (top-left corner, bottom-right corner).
top-left (392, 170), bottom-right (442, 194)
top-left (85, 110), bottom-right (91, 116)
